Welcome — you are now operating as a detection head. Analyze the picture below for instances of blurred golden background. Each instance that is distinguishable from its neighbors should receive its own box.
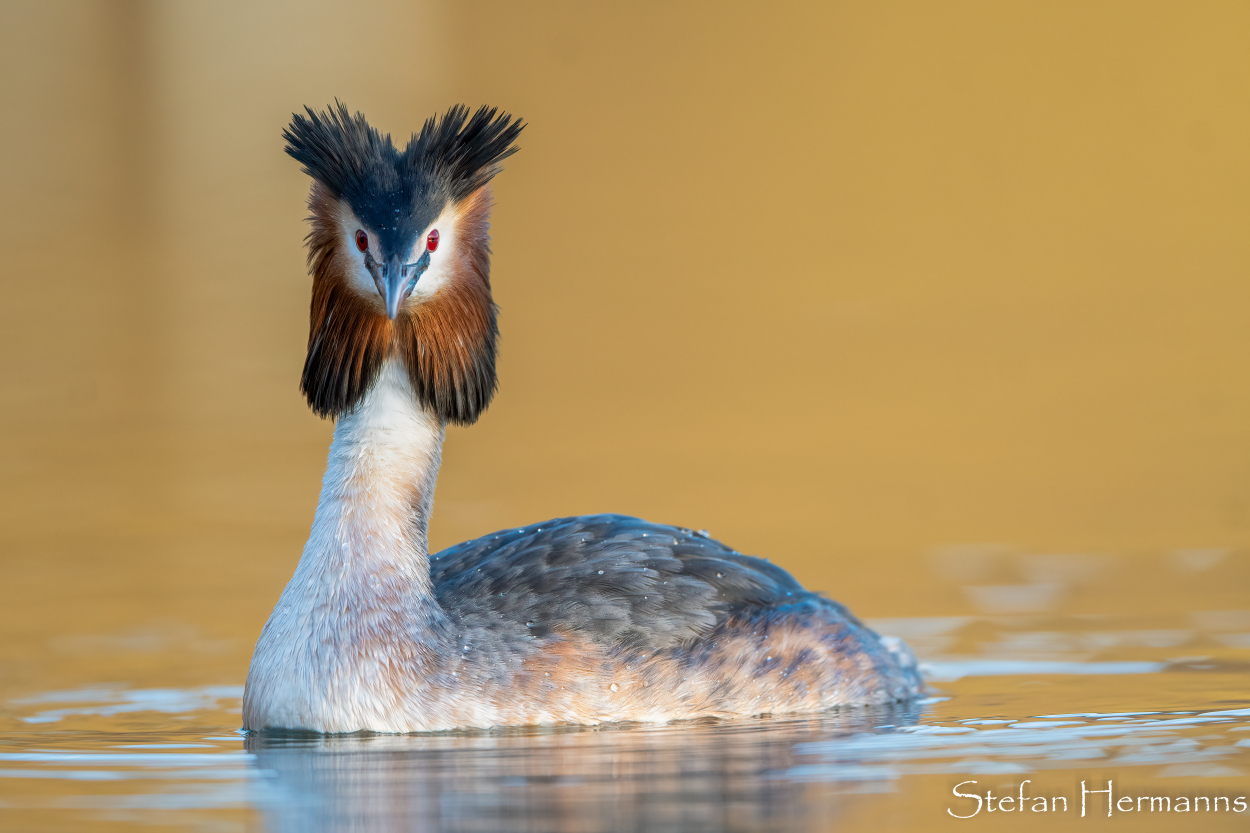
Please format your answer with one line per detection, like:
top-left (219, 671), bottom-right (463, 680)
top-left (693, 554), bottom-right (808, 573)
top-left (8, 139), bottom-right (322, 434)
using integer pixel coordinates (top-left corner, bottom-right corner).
top-left (1, 1), bottom-right (1248, 696)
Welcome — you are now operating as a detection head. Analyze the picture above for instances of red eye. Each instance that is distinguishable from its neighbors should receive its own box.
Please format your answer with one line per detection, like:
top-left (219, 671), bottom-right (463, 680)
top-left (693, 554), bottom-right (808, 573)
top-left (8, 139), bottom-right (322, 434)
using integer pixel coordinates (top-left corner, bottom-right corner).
top-left (427, 229), bottom-right (439, 252)
top-left (355, 230), bottom-right (368, 252)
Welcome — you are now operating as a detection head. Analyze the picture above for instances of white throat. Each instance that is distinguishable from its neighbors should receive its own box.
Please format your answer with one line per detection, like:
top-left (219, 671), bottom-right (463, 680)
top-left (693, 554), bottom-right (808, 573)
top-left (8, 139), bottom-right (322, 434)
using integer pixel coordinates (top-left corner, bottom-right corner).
top-left (311, 357), bottom-right (443, 575)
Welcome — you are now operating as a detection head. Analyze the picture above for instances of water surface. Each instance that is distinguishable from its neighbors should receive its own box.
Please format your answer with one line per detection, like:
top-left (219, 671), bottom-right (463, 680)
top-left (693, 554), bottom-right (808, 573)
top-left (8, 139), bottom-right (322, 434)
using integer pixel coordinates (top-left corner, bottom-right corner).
top-left (3, 553), bottom-right (1248, 830)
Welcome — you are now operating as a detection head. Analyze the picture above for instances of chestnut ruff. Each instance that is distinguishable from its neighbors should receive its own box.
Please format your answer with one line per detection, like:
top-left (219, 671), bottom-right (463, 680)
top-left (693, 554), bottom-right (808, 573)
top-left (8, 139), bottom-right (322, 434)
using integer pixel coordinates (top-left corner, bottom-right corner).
top-left (301, 183), bottom-right (498, 424)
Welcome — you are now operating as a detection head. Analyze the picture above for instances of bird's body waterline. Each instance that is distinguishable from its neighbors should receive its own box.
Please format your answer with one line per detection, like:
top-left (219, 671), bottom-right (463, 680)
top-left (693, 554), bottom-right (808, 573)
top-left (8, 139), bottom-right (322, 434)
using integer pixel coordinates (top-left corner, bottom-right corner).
top-left (243, 104), bottom-right (923, 734)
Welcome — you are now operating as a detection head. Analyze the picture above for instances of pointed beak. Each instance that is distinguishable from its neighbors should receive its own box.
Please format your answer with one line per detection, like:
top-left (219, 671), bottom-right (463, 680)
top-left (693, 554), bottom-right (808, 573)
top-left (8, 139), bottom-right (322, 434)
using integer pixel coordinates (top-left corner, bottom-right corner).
top-left (371, 251), bottom-right (432, 320)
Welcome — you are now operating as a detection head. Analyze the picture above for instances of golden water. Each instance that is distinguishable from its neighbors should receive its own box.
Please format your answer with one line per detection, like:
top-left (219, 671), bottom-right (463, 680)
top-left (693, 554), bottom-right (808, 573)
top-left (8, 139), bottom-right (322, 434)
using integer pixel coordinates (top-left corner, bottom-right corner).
top-left (1, 2), bottom-right (1248, 830)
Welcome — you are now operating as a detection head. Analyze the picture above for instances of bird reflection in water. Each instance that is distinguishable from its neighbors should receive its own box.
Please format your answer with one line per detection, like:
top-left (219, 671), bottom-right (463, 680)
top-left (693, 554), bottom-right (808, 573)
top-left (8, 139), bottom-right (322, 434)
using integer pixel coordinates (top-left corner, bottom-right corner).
top-left (245, 702), bottom-right (922, 833)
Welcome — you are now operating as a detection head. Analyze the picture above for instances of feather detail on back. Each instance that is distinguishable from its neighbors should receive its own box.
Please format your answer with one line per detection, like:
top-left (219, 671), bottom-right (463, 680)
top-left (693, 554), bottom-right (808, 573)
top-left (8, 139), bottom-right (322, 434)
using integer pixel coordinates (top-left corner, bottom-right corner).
top-left (431, 514), bottom-right (850, 651)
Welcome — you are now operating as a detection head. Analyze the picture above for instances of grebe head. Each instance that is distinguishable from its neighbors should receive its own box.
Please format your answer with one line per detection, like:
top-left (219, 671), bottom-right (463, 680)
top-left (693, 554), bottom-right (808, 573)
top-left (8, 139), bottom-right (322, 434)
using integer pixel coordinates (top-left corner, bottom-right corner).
top-left (284, 103), bottom-right (523, 423)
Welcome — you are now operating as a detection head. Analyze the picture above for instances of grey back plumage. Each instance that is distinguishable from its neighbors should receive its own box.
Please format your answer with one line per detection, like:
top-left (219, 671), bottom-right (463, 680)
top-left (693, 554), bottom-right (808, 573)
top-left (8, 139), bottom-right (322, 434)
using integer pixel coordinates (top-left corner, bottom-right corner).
top-left (432, 514), bottom-right (838, 652)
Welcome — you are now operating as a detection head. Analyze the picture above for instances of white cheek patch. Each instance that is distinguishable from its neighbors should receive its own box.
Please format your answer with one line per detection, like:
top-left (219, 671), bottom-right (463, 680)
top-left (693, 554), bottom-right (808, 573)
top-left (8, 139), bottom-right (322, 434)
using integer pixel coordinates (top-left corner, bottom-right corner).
top-left (408, 206), bottom-right (460, 300)
top-left (345, 251), bottom-right (377, 297)
top-left (337, 205), bottom-right (381, 298)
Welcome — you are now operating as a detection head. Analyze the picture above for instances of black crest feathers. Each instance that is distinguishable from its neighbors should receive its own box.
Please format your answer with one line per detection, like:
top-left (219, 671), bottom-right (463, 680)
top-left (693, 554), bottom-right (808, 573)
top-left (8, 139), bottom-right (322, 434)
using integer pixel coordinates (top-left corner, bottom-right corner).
top-left (284, 102), bottom-right (523, 237)
top-left (406, 104), bottom-right (526, 202)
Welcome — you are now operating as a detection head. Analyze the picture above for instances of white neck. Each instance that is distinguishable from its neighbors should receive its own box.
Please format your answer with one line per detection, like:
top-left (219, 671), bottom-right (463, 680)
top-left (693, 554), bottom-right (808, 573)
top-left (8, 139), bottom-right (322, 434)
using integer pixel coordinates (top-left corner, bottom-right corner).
top-left (244, 358), bottom-right (448, 731)
top-left (308, 358), bottom-right (443, 584)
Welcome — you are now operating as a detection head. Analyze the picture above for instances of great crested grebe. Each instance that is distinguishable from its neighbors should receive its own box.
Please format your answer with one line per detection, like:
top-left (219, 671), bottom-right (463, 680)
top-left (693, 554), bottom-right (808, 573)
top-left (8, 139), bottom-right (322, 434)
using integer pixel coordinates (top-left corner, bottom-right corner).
top-left (242, 104), bottom-right (923, 734)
